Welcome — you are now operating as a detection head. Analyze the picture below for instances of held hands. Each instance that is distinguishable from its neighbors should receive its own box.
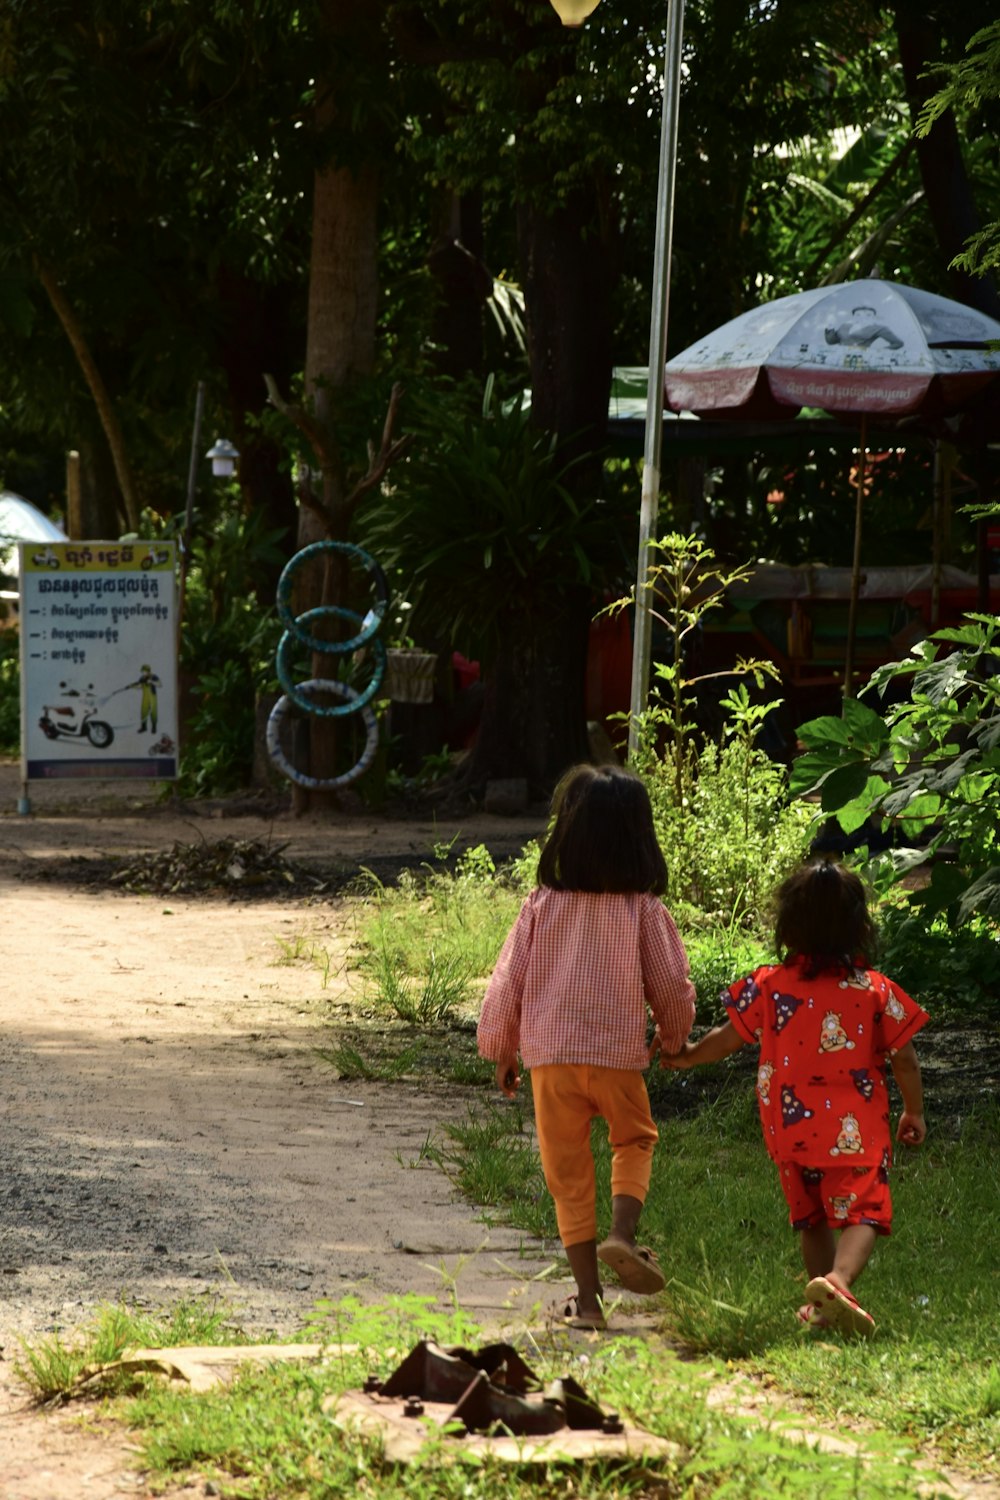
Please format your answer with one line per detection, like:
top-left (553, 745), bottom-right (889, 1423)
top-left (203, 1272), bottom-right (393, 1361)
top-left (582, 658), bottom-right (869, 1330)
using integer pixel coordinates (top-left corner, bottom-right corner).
top-left (896, 1111), bottom-right (927, 1147)
top-left (496, 1059), bottom-right (521, 1099)
top-left (647, 1026), bottom-right (695, 1070)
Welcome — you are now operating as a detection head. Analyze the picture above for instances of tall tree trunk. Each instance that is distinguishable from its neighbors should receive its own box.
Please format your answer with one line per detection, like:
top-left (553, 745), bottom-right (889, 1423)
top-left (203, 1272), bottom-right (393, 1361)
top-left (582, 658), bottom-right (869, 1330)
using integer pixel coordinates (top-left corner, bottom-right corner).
top-left (293, 0), bottom-right (385, 812)
top-left (517, 190), bottom-right (614, 463)
top-left (459, 187), bottom-right (615, 795)
top-left (463, 591), bottom-right (592, 799)
top-left (895, 6), bottom-right (1000, 319)
top-left (427, 188), bottom-right (492, 380)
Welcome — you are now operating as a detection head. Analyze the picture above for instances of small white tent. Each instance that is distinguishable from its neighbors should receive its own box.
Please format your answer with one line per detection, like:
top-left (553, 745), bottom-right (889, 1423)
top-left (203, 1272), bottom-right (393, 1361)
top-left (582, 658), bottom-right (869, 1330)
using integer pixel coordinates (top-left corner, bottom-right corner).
top-left (0, 491), bottom-right (68, 598)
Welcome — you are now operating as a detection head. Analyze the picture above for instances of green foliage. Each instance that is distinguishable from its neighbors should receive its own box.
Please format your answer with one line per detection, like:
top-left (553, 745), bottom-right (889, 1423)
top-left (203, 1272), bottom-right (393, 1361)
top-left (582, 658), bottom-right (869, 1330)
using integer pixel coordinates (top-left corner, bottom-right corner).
top-left (917, 20), bottom-right (1000, 275)
top-left (791, 616), bottom-right (1000, 926)
top-left (363, 945), bottom-right (473, 1024)
top-left (358, 375), bottom-right (629, 662)
top-left (647, 726), bottom-right (813, 932)
top-left (352, 843), bottom-right (526, 989)
top-left (15, 1295), bottom-right (241, 1402)
top-left (879, 908), bottom-right (1000, 1019)
top-left (316, 1039), bottom-right (426, 1082)
top-left (618, 533), bottom-right (782, 802)
top-left (162, 501), bottom-right (285, 796)
top-left (0, 627), bottom-right (19, 754)
top-left (682, 925), bottom-right (773, 1025)
top-left (429, 1101), bottom-right (553, 1239)
top-left (618, 538), bottom-right (812, 931)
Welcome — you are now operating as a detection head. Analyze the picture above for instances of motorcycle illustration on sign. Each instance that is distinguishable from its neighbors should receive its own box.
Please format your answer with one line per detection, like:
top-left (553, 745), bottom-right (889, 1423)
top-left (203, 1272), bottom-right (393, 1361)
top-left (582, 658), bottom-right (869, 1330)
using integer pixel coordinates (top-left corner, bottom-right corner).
top-left (38, 682), bottom-right (115, 749)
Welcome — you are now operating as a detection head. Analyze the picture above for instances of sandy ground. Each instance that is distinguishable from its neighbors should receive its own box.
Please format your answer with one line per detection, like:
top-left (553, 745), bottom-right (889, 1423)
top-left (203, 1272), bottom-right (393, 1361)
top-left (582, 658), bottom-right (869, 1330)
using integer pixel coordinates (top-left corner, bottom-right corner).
top-left (0, 767), bottom-right (570, 1498)
top-left (0, 766), bottom-right (996, 1500)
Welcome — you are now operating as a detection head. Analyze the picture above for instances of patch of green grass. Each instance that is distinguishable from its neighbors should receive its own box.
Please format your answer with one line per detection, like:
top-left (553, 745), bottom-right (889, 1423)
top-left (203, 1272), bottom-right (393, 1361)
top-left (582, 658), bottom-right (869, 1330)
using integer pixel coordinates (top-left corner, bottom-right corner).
top-left (315, 1039), bottom-right (426, 1081)
top-left (434, 1085), bottom-right (1000, 1475)
top-left (352, 847), bottom-right (525, 988)
top-left (364, 943), bottom-right (473, 1023)
top-left (15, 1295), bottom-right (243, 1402)
top-left (53, 1299), bottom-right (932, 1499)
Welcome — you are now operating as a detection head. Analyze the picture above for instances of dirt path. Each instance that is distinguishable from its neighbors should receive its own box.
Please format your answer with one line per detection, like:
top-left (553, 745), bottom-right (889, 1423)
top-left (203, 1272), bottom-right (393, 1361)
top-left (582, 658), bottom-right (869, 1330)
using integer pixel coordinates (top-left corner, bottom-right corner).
top-left (0, 769), bottom-right (562, 1498)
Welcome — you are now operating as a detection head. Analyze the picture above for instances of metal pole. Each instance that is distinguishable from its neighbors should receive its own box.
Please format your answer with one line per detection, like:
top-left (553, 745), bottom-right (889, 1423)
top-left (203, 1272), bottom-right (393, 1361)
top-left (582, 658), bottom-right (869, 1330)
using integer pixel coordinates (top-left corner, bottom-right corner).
top-left (178, 380), bottom-right (206, 638)
top-left (627, 0), bottom-right (685, 761)
top-left (843, 413), bottom-right (868, 700)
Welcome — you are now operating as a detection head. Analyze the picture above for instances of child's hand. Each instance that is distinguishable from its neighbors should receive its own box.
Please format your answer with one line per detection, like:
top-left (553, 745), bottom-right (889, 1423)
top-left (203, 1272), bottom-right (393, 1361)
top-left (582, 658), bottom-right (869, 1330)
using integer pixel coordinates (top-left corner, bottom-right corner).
top-left (496, 1060), bottom-right (521, 1099)
top-left (660, 1041), bottom-right (698, 1071)
top-left (896, 1111), bottom-right (926, 1146)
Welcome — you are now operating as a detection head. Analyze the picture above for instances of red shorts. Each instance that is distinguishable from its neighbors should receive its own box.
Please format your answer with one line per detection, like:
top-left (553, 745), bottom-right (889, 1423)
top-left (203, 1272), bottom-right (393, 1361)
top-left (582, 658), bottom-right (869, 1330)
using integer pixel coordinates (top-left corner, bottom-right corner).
top-left (778, 1160), bottom-right (892, 1234)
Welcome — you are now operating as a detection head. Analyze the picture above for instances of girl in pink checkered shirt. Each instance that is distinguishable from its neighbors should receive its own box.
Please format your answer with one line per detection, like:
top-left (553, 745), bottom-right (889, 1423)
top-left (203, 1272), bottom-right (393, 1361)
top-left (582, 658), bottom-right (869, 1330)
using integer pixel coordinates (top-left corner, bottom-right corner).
top-left (477, 763), bottom-right (696, 1330)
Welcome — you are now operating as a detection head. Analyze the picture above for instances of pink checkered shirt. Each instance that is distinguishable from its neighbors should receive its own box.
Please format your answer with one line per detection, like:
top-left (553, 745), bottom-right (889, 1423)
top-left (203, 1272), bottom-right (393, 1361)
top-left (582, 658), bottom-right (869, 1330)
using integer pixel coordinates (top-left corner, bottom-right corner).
top-left (477, 887), bottom-right (696, 1070)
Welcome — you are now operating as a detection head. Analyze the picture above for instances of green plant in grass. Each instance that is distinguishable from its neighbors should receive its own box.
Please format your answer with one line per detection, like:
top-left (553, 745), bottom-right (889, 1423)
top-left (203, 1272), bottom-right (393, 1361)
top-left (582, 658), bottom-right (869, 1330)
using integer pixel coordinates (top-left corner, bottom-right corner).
top-left (352, 847), bottom-right (524, 996)
top-left (637, 683), bottom-right (813, 932)
top-left (16, 1296), bottom-right (242, 1402)
top-left (315, 1040), bottom-right (425, 1081)
top-left (363, 944), bottom-right (472, 1022)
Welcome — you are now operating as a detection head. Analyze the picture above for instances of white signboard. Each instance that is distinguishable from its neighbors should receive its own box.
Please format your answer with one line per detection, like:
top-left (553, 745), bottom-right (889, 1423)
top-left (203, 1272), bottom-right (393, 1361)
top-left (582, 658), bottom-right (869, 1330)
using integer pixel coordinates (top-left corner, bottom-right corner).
top-left (19, 539), bottom-right (178, 782)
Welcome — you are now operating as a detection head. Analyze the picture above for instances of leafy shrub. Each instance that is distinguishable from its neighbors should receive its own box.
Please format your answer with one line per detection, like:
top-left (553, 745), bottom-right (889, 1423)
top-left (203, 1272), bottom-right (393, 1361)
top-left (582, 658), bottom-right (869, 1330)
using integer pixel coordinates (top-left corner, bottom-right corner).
top-left (164, 503), bottom-right (285, 796)
top-left (791, 617), bottom-right (1000, 926)
top-left (0, 629), bottom-right (19, 754)
top-left (644, 728), bottom-right (813, 931)
top-left (683, 925), bottom-right (772, 1023)
top-left (879, 908), bottom-right (1000, 1018)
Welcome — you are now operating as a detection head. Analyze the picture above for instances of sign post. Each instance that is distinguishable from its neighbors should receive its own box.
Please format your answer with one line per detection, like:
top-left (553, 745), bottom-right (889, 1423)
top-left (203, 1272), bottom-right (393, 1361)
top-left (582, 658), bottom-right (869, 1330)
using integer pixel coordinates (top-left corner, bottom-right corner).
top-left (18, 539), bottom-right (178, 803)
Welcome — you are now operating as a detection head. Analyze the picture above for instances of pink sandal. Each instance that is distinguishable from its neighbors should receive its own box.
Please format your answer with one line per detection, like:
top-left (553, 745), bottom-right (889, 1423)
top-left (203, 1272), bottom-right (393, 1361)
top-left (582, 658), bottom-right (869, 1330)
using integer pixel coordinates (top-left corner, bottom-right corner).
top-left (804, 1276), bottom-right (876, 1337)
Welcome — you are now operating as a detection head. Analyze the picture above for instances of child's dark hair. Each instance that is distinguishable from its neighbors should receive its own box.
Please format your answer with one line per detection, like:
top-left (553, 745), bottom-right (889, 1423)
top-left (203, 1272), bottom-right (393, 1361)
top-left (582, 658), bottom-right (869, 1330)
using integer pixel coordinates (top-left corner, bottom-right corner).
top-left (774, 859), bottom-right (877, 976)
top-left (536, 763), bottom-right (667, 895)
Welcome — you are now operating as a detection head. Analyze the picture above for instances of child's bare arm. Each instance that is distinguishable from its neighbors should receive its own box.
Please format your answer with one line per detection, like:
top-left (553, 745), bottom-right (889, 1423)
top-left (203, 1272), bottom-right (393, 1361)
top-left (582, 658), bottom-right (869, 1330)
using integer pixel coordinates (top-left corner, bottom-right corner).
top-left (656, 1020), bottom-right (745, 1070)
top-left (889, 1040), bottom-right (926, 1145)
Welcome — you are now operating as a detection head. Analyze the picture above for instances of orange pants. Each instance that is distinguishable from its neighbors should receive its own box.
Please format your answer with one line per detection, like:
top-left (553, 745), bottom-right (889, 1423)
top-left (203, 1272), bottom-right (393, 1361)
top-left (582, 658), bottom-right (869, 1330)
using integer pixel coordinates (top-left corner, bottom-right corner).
top-left (531, 1064), bottom-right (659, 1248)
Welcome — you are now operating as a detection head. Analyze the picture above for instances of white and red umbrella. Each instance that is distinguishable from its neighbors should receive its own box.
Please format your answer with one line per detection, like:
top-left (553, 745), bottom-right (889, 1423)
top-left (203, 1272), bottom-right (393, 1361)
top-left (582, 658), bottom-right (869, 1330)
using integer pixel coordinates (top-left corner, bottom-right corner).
top-left (663, 279), bottom-right (1000, 691)
top-left (665, 278), bottom-right (1000, 420)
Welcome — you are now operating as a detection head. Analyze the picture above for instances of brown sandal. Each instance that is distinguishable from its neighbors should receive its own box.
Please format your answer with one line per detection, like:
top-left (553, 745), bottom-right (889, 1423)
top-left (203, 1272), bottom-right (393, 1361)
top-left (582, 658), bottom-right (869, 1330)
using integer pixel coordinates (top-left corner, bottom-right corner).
top-left (550, 1294), bottom-right (607, 1331)
top-left (596, 1240), bottom-right (666, 1294)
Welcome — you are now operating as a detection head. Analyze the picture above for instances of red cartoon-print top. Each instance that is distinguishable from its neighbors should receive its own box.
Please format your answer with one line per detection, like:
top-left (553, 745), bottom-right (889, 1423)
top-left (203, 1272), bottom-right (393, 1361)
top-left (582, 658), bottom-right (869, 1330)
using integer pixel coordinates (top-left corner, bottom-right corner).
top-left (724, 960), bottom-right (928, 1166)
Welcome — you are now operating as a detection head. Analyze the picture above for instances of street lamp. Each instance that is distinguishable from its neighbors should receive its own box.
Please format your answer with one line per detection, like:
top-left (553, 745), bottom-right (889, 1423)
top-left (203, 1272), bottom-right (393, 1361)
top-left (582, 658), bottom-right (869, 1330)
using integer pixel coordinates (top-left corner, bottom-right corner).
top-left (548, 0), bottom-right (686, 760)
top-left (547, 0), bottom-right (602, 22)
top-left (205, 438), bottom-right (240, 478)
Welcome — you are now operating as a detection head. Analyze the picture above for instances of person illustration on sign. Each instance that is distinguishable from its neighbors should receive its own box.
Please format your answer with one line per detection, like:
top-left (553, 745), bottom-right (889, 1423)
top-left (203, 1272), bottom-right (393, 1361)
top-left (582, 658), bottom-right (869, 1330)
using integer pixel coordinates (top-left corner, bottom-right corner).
top-left (126, 664), bottom-right (161, 733)
top-left (824, 307), bottom-right (904, 350)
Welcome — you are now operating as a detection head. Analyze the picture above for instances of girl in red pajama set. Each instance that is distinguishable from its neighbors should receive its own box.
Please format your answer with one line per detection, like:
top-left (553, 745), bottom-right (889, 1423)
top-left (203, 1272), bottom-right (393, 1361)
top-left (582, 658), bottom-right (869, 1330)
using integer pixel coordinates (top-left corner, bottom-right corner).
top-left (658, 858), bottom-right (928, 1337)
top-left (477, 763), bottom-right (696, 1331)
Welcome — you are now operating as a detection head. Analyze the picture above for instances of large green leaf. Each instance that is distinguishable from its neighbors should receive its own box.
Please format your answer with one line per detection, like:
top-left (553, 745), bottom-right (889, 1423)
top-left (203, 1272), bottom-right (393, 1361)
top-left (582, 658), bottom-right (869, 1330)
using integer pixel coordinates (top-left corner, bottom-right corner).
top-left (796, 714), bottom-right (853, 748)
top-left (841, 697), bottom-right (891, 746)
top-left (899, 792), bottom-right (942, 840)
top-left (833, 774), bottom-right (890, 835)
top-left (957, 866), bottom-right (1000, 924)
top-left (908, 860), bottom-right (971, 917)
top-left (789, 747), bottom-right (856, 798)
top-left (820, 761), bottom-right (871, 812)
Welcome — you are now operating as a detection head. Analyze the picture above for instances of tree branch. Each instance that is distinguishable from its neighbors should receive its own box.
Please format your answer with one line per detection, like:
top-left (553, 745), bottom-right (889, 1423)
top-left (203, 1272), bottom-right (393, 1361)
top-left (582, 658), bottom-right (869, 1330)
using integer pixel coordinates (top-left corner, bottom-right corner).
top-left (33, 254), bottom-right (140, 531)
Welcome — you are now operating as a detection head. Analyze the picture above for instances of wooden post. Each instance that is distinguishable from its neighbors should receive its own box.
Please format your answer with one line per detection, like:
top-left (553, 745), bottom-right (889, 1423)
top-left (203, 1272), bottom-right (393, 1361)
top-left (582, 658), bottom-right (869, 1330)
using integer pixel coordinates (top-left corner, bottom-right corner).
top-left (66, 450), bottom-right (83, 540)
